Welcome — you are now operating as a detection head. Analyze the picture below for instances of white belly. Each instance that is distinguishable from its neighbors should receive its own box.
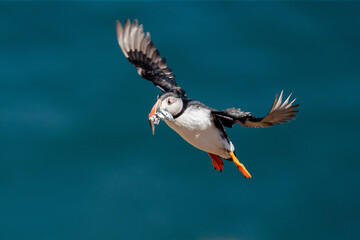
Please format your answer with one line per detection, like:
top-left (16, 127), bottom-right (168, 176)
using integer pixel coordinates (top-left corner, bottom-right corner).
top-left (164, 106), bottom-right (234, 159)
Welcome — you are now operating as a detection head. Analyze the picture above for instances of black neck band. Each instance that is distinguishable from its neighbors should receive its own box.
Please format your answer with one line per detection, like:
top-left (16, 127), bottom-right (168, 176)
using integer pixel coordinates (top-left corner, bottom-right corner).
top-left (173, 100), bottom-right (188, 119)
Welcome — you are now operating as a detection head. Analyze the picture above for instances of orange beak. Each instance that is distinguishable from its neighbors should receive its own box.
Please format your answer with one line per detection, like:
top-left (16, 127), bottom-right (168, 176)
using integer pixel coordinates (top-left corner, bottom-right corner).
top-left (148, 99), bottom-right (161, 119)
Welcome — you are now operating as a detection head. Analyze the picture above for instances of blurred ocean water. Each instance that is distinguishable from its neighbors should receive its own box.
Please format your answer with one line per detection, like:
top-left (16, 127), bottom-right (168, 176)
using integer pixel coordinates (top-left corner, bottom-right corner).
top-left (0, 2), bottom-right (359, 240)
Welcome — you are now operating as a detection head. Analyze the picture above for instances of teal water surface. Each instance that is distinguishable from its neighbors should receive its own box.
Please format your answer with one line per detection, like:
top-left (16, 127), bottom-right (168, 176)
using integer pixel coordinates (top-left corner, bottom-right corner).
top-left (0, 2), bottom-right (359, 240)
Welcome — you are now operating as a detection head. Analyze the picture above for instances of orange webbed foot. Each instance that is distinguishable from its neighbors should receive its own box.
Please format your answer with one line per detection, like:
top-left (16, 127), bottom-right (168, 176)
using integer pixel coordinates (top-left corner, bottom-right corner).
top-left (208, 153), bottom-right (224, 172)
top-left (229, 152), bottom-right (252, 178)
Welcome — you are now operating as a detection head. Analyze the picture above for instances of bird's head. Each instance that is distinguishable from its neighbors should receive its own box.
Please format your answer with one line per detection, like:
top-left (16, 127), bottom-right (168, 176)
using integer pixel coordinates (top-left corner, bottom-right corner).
top-left (148, 92), bottom-right (184, 134)
top-left (149, 92), bottom-right (184, 119)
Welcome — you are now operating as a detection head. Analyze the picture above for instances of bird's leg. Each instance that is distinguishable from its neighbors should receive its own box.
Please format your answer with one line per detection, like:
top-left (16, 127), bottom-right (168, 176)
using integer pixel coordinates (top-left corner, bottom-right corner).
top-left (208, 153), bottom-right (224, 172)
top-left (229, 152), bottom-right (252, 178)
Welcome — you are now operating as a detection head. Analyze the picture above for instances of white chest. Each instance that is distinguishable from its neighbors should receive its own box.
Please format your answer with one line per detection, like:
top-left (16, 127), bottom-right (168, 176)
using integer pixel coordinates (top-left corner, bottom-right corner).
top-left (164, 105), bottom-right (234, 159)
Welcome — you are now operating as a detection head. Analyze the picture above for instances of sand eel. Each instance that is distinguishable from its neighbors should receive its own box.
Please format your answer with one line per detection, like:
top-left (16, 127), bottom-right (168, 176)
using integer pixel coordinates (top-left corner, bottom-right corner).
top-left (116, 19), bottom-right (299, 178)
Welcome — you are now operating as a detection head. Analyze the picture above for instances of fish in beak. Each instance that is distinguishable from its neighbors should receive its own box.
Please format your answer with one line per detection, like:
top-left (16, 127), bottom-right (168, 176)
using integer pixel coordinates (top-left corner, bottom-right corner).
top-left (148, 99), bottom-right (174, 135)
top-left (148, 99), bottom-right (161, 135)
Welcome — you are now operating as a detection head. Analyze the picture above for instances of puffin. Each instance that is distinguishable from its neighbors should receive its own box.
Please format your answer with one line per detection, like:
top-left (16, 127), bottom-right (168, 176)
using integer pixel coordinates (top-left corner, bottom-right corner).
top-left (115, 19), bottom-right (299, 178)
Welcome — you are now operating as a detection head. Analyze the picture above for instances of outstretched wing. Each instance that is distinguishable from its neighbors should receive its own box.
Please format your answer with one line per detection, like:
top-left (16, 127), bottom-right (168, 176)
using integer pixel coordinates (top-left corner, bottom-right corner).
top-left (116, 19), bottom-right (186, 96)
top-left (213, 91), bottom-right (299, 128)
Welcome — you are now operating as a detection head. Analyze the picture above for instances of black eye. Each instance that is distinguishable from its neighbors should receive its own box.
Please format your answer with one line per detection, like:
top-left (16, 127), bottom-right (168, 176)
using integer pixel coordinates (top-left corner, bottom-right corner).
top-left (167, 99), bottom-right (172, 105)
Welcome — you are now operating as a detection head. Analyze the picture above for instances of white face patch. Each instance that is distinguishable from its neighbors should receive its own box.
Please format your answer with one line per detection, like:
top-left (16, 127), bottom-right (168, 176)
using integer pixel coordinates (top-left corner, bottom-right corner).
top-left (162, 96), bottom-right (183, 116)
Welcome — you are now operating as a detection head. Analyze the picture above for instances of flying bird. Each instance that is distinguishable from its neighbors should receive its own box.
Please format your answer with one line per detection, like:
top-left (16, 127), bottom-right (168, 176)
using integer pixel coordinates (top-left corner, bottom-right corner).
top-left (116, 19), bottom-right (299, 178)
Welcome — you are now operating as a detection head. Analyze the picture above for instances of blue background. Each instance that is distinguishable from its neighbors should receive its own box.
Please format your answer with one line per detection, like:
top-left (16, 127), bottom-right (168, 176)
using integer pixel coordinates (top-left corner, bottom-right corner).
top-left (1, 1), bottom-right (359, 240)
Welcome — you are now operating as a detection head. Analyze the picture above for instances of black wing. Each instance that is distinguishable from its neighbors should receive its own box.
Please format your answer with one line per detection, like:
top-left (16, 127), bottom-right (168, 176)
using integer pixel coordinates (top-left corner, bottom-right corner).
top-left (212, 91), bottom-right (299, 128)
top-left (116, 19), bottom-right (186, 96)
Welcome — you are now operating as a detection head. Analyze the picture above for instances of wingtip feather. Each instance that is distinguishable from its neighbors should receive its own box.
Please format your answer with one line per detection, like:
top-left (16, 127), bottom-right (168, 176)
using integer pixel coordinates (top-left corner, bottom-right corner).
top-left (115, 18), bottom-right (184, 95)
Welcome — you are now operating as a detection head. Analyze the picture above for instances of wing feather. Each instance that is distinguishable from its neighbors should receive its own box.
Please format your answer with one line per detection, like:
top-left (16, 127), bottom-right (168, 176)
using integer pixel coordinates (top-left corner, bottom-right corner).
top-left (213, 91), bottom-right (299, 128)
top-left (116, 19), bottom-right (186, 96)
